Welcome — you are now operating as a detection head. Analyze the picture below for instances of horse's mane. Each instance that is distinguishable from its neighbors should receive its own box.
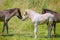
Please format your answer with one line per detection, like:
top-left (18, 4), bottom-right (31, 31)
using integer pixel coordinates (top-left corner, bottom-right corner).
top-left (43, 9), bottom-right (58, 13)
top-left (4, 8), bottom-right (20, 13)
top-left (25, 10), bottom-right (40, 14)
top-left (9, 8), bottom-right (20, 13)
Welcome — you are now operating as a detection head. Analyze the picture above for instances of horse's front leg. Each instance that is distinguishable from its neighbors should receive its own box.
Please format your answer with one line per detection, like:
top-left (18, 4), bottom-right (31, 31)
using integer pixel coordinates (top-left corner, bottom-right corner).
top-left (6, 21), bottom-right (8, 34)
top-left (2, 20), bottom-right (8, 34)
top-left (2, 21), bottom-right (6, 34)
top-left (34, 22), bottom-right (38, 39)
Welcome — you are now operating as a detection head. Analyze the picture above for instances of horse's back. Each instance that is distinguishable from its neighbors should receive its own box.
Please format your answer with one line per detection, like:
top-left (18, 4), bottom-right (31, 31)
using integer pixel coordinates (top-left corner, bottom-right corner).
top-left (38, 13), bottom-right (54, 24)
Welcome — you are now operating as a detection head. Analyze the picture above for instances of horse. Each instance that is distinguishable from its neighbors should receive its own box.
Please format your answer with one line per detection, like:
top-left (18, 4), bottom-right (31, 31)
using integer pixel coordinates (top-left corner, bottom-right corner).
top-left (22, 10), bottom-right (55, 39)
top-left (0, 8), bottom-right (22, 34)
top-left (42, 9), bottom-right (60, 37)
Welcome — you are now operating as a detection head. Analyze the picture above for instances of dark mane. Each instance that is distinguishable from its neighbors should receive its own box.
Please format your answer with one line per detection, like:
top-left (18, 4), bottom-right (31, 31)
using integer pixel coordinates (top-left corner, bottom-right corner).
top-left (5, 8), bottom-right (20, 13)
top-left (42, 9), bottom-right (58, 13)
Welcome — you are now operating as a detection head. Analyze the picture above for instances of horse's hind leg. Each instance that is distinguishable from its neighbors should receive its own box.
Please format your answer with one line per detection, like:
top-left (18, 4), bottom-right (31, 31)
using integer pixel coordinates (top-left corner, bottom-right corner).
top-left (48, 17), bottom-right (54, 38)
top-left (53, 21), bottom-right (56, 37)
top-left (47, 22), bottom-right (53, 34)
top-left (48, 25), bottom-right (52, 38)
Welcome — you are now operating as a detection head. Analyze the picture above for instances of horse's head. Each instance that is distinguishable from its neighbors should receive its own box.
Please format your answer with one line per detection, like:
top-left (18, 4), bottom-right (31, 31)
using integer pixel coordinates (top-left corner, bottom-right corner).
top-left (22, 10), bottom-right (29, 21)
top-left (15, 8), bottom-right (22, 19)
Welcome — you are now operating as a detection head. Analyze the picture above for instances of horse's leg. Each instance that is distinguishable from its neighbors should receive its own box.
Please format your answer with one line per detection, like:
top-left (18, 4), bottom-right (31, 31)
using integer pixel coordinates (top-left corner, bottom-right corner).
top-left (48, 18), bottom-right (53, 38)
top-left (3, 19), bottom-right (8, 34)
top-left (2, 21), bottom-right (6, 34)
top-left (5, 20), bottom-right (8, 34)
top-left (53, 21), bottom-right (56, 37)
top-left (2, 20), bottom-right (8, 34)
top-left (47, 22), bottom-right (53, 36)
top-left (34, 22), bottom-right (38, 39)
top-left (48, 24), bottom-right (52, 38)
top-left (4, 15), bottom-right (10, 34)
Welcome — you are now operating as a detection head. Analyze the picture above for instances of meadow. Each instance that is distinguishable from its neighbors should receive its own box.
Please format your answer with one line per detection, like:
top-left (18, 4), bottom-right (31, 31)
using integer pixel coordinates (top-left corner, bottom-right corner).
top-left (0, 0), bottom-right (60, 40)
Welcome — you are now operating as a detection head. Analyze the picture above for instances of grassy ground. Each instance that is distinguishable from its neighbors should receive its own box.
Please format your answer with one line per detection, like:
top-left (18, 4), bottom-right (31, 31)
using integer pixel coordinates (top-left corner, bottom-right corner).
top-left (0, 0), bottom-right (60, 40)
top-left (0, 17), bottom-right (60, 40)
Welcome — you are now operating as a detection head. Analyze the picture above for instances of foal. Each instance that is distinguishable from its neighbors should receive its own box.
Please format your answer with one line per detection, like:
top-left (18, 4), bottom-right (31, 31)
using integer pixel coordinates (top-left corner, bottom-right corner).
top-left (22, 10), bottom-right (54, 39)
top-left (0, 8), bottom-right (22, 34)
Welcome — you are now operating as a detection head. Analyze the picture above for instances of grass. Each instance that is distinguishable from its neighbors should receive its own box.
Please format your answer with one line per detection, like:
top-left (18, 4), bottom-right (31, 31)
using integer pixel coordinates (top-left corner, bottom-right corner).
top-left (0, 0), bottom-right (60, 40)
top-left (0, 17), bottom-right (60, 40)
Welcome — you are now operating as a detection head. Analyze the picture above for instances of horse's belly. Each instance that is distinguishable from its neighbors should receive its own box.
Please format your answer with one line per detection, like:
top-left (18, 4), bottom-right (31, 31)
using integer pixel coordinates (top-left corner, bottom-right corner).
top-left (38, 19), bottom-right (48, 24)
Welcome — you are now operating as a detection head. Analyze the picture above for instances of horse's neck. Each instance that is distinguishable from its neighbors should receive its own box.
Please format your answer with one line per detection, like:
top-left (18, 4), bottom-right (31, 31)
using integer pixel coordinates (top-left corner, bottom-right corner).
top-left (9, 10), bottom-right (17, 18)
top-left (28, 12), bottom-right (41, 21)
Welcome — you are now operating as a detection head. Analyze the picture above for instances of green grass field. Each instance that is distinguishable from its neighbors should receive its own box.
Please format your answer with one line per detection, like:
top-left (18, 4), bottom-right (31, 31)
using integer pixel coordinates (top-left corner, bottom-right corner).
top-left (0, 0), bottom-right (60, 40)
top-left (0, 17), bottom-right (60, 40)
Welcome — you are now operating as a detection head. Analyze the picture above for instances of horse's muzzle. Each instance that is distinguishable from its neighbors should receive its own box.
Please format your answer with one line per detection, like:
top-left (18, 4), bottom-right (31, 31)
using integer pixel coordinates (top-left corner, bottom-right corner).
top-left (17, 16), bottom-right (22, 19)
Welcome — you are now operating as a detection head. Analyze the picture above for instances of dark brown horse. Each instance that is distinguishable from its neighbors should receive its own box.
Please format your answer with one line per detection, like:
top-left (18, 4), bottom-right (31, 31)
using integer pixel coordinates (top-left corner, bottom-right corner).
top-left (0, 8), bottom-right (22, 34)
top-left (42, 9), bottom-right (60, 37)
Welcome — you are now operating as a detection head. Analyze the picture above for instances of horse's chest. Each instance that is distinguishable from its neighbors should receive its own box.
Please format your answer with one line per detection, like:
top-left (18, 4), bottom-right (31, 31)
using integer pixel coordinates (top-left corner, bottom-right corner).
top-left (0, 14), bottom-right (5, 21)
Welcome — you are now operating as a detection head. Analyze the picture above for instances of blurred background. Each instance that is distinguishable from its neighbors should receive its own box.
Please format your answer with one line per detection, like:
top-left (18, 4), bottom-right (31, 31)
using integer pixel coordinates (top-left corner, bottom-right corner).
top-left (0, 0), bottom-right (60, 13)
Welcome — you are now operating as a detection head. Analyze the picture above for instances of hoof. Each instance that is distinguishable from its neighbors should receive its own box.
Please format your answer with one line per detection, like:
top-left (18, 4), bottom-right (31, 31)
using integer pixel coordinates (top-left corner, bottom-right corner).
top-left (34, 36), bottom-right (37, 39)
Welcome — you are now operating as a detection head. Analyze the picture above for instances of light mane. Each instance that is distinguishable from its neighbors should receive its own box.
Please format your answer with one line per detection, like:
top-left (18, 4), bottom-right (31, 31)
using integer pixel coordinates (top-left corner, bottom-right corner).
top-left (25, 9), bottom-right (41, 15)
